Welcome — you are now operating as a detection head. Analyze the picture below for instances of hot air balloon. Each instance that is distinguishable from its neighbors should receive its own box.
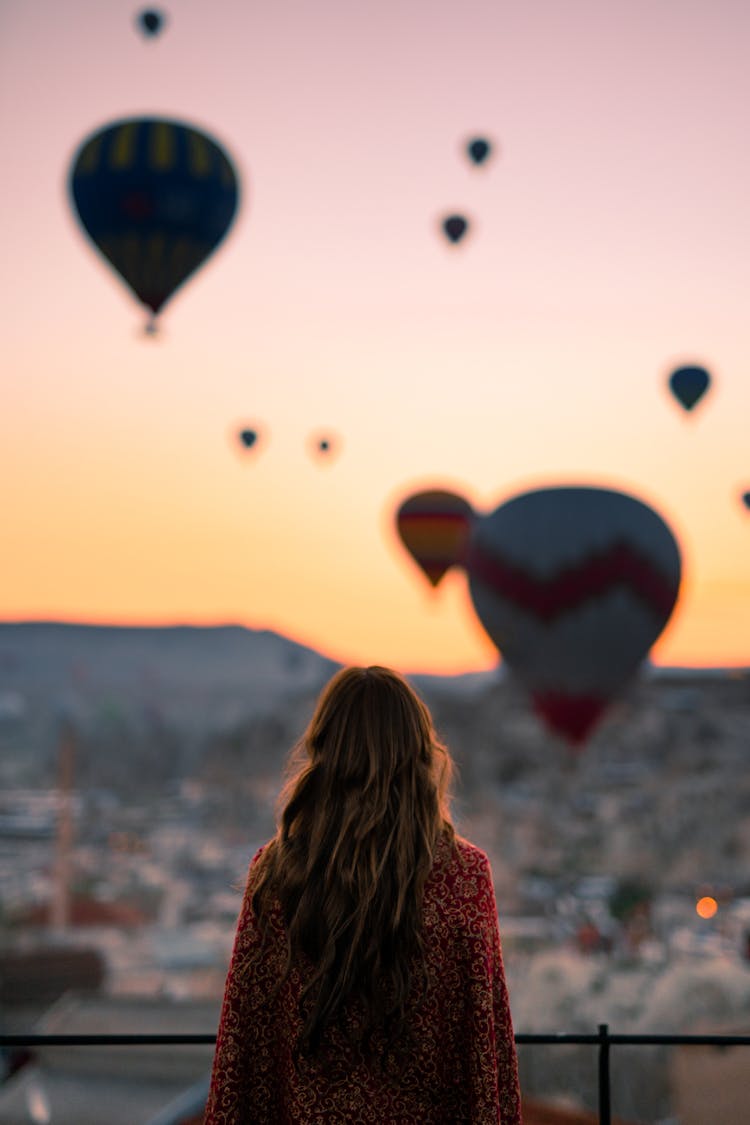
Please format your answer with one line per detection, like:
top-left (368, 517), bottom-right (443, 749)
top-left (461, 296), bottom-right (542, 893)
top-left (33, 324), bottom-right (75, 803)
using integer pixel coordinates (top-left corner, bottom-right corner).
top-left (668, 365), bottom-right (711, 412)
top-left (137, 9), bottom-right (165, 36)
top-left (467, 486), bottom-right (682, 747)
top-left (741, 491), bottom-right (750, 510)
top-left (69, 117), bottom-right (240, 329)
top-left (238, 428), bottom-right (259, 451)
top-left (397, 490), bottom-right (475, 589)
top-left (465, 137), bottom-right (493, 166)
top-left (441, 214), bottom-right (469, 244)
top-left (308, 433), bottom-right (339, 461)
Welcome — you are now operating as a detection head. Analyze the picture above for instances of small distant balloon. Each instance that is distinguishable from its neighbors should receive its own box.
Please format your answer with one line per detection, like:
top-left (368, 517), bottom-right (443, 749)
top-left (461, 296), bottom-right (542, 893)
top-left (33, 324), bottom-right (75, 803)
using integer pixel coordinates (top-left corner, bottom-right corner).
top-left (741, 491), bottom-right (750, 510)
top-left (309, 433), bottom-right (339, 462)
top-left (668, 365), bottom-right (711, 412)
top-left (238, 428), bottom-right (259, 451)
top-left (466, 137), bottom-right (493, 166)
top-left (137, 9), bottom-right (165, 36)
top-left (397, 489), bottom-right (475, 589)
top-left (441, 214), bottom-right (469, 244)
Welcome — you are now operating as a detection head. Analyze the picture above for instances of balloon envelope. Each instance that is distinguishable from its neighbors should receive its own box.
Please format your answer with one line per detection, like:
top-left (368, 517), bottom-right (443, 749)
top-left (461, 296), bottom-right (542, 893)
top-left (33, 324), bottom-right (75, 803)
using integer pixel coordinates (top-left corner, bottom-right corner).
top-left (441, 214), bottom-right (469, 244)
top-left (668, 365), bottom-right (710, 412)
top-left (397, 490), bottom-right (475, 588)
top-left (238, 428), bottom-right (259, 450)
top-left (742, 491), bottom-right (750, 510)
top-left (137, 9), bottom-right (165, 36)
top-left (466, 137), bottom-right (492, 165)
top-left (467, 486), bottom-right (682, 746)
top-left (69, 117), bottom-right (240, 322)
top-left (308, 433), bottom-right (339, 461)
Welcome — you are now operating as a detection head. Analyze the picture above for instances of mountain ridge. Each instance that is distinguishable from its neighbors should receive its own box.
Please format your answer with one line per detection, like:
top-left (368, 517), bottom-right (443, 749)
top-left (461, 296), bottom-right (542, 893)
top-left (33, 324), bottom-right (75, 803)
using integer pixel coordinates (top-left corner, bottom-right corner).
top-left (1, 620), bottom-right (745, 681)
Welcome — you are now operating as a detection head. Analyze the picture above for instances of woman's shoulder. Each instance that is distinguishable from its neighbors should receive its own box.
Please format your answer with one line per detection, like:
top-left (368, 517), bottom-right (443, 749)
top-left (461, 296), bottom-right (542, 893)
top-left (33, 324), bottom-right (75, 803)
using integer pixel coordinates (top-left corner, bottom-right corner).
top-left (452, 834), bottom-right (491, 870)
top-left (423, 834), bottom-right (497, 939)
top-left (241, 839), bottom-right (276, 897)
top-left (435, 832), bottom-right (490, 872)
top-left (249, 840), bottom-right (273, 866)
top-left (428, 832), bottom-right (492, 895)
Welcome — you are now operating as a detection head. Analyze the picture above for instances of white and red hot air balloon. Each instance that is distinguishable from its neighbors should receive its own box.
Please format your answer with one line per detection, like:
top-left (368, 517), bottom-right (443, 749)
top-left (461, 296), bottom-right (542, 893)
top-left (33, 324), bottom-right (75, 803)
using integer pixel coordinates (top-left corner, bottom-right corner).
top-left (467, 486), bottom-right (682, 747)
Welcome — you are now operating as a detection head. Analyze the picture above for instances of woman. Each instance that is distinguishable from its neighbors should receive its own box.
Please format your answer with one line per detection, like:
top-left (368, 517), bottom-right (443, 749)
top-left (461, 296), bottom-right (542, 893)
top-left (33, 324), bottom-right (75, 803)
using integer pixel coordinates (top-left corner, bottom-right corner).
top-left (204, 666), bottom-right (522, 1123)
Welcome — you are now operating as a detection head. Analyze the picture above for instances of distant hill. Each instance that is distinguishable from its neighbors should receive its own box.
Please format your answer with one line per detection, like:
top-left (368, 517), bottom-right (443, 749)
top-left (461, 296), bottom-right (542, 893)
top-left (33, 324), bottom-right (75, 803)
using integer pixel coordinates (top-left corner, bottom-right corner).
top-left (0, 623), bottom-right (340, 788)
top-left (0, 621), bottom-right (337, 715)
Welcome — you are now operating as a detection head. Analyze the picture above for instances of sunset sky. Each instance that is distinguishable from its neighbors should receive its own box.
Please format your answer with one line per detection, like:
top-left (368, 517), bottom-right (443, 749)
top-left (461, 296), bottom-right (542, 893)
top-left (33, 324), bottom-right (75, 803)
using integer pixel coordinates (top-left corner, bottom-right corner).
top-left (2, 0), bottom-right (749, 674)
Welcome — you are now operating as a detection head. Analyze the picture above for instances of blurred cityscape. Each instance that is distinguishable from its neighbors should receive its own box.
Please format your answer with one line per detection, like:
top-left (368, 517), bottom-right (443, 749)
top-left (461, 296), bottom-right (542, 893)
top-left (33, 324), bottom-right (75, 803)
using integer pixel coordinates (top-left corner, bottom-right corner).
top-left (1, 623), bottom-right (749, 1123)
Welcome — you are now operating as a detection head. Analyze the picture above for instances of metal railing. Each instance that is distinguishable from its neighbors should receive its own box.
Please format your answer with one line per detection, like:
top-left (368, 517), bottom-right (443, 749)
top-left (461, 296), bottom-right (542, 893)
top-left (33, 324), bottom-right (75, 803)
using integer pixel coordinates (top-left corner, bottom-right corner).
top-left (3, 1024), bottom-right (750, 1124)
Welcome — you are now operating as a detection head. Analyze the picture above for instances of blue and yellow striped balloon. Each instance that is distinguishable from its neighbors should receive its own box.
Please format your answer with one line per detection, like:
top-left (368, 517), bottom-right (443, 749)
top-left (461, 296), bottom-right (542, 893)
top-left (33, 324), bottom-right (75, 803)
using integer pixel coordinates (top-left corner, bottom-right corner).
top-left (69, 117), bottom-right (240, 325)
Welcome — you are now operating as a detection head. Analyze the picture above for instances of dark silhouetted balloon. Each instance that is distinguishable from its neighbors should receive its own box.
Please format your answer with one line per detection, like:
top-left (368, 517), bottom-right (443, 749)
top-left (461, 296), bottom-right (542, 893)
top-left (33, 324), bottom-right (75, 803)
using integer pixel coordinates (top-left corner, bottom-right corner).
top-left (466, 137), bottom-right (492, 165)
top-left (668, 365), bottom-right (711, 412)
top-left (239, 428), bottom-right (259, 450)
top-left (69, 117), bottom-right (240, 328)
top-left (308, 433), bottom-right (339, 461)
top-left (441, 214), bottom-right (469, 244)
top-left (741, 491), bottom-right (750, 510)
top-left (467, 486), bottom-right (682, 747)
top-left (137, 9), bottom-right (165, 36)
top-left (397, 489), bottom-right (475, 589)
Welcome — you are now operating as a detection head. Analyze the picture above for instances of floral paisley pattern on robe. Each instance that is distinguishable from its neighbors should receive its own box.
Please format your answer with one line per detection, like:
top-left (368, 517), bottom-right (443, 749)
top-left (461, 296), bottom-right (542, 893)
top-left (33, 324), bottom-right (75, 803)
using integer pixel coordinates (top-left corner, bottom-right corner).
top-left (204, 835), bottom-right (522, 1124)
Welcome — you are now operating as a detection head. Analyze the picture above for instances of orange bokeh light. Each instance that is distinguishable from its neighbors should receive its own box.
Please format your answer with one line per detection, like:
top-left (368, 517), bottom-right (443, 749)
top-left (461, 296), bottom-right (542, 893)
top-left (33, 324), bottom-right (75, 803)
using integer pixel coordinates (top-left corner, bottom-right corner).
top-left (696, 896), bottom-right (718, 919)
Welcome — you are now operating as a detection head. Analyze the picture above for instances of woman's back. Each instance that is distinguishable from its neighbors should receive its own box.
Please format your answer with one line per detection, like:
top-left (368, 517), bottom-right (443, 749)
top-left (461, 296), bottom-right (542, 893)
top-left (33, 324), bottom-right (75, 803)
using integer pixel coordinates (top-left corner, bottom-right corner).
top-left (203, 668), bottom-right (522, 1124)
top-left (205, 836), bottom-right (520, 1123)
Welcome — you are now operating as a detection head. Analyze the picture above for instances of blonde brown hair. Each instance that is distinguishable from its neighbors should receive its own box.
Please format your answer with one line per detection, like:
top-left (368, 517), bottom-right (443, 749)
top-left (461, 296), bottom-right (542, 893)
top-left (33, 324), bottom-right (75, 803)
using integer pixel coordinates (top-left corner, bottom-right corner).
top-left (252, 665), bottom-right (455, 1056)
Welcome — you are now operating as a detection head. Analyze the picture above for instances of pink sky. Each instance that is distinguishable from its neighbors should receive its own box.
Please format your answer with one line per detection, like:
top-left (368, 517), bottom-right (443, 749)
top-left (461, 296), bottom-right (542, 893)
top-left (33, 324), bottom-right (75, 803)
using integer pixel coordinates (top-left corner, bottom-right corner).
top-left (2, 0), bottom-right (750, 672)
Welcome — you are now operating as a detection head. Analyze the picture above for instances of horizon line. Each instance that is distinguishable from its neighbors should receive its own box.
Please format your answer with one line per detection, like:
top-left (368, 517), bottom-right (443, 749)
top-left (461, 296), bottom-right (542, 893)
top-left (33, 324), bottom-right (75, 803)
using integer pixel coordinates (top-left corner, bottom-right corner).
top-left (1, 617), bottom-right (748, 676)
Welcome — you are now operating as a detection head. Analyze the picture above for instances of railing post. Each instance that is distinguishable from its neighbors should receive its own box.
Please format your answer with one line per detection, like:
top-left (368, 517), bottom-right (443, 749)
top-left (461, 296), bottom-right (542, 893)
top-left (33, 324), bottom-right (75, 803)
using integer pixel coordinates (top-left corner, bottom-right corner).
top-left (598, 1022), bottom-right (611, 1125)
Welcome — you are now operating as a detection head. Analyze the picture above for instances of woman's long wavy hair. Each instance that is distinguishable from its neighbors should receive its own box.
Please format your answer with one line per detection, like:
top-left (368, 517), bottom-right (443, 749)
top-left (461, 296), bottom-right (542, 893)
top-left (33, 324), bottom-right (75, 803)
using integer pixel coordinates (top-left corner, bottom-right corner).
top-left (252, 665), bottom-right (455, 1058)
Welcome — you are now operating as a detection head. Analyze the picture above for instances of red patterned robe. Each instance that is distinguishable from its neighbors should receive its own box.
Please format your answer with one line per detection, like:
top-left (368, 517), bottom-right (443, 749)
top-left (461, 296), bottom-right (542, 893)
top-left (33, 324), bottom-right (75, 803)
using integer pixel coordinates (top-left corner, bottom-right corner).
top-left (204, 835), bottom-right (522, 1123)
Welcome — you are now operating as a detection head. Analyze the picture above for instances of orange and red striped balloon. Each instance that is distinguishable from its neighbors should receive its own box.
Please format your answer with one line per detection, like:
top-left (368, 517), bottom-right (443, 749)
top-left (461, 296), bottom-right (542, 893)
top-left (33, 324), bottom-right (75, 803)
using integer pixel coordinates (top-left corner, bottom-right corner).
top-left (396, 490), bottom-right (475, 588)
